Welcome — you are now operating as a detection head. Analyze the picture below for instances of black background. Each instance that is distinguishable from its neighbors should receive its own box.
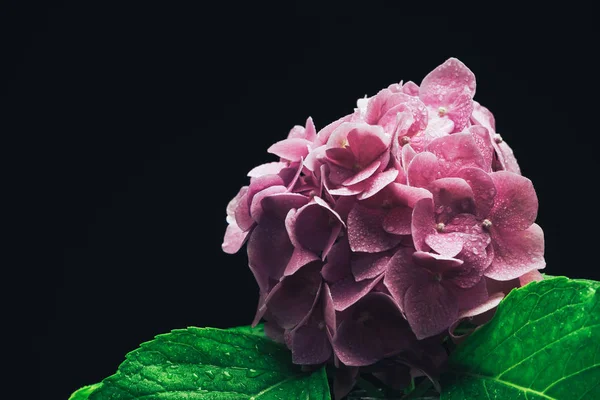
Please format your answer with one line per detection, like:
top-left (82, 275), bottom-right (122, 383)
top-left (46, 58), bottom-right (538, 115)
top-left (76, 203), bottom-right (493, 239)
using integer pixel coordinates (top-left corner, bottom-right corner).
top-left (4, 3), bottom-right (598, 399)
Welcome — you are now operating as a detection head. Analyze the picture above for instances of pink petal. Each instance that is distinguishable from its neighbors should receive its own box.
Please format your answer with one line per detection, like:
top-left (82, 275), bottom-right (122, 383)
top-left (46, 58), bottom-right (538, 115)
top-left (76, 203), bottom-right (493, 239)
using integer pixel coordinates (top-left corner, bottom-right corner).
top-left (468, 125), bottom-right (494, 172)
top-left (356, 169), bottom-right (399, 200)
top-left (222, 223), bottom-right (250, 254)
top-left (304, 116), bottom-right (317, 142)
top-left (267, 138), bottom-right (311, 161)
top-left (470, 101), bottom-right (496, 132)
top-left (247, 162), bottom-right (287, 178)
top-left (411, 198), bottom-right (436, 252)
top-left (489, 171), bottom-right (538, 231)
top-left (428, 177), bottom-right (476, 219)
top-left (486, 223), bottom-right (545, 280)
top-left (346, 124), bottom-right (391, 168)
top-left (347, 203), bottom-right (403, 253)
top-left (304, 144), bottom-right (326, 172)
top-left (495, 139), bottom-right (521, 174)
top-left (407, 151), bottom-right (440, 188)
top-left (234, 192), bottom-right (255, 232)
top-left (452, 277), bottom-right (489, 311)
top-left (386, 182), bottom-right (433, 208)
top-left (316, 114), bottom-right (353, 146)
top-left (402, 81), bottom-right (419, 96)
top-left (342, 158), bottom-right (382, 186)
top-left (383, 206), bottom-right (413, 235)
top-left (425, 133), bottom-right (486, 176)
top-left (425, 232), bottom-right (464, 258)
top-left (383, 247), bottom-right (418, 311)
top-left (456, 167), bottom-right (496, 218)
top-left (419, 58), bottom-right (476, 132)
top-left (330, 274), bottom-right (384, 311)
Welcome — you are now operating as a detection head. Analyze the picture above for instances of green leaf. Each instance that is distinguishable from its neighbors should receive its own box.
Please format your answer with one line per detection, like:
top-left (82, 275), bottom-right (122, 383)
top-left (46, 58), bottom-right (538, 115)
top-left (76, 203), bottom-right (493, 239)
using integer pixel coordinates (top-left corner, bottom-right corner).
top-left (68, 383), bottom-right (102, 400)
top-left (441, 277), bottom-right (600, 399)
top-left (228, 323), bottom-right (266, 338)
top-left (87, 326), bottom-right (330, 399)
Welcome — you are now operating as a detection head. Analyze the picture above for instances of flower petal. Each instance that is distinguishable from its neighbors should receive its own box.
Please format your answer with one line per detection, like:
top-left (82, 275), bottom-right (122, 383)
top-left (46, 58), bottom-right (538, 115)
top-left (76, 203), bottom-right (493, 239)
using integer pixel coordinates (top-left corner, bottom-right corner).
top-left (332, 293), bottom-right (413, 366)
top-left (330, 274), bottom-right (384, 311)
top-left (486, 223), bottom-right (545, 280)
top-left (419, 58), bottom-right (476, 132)
top-left (404, 282), bottom-right (458, 340)
top-left (411, 198), bottom-right (436, 252)
top-left (348, 203), bottom-right (404, 253)
top-left (247, 162), bottom-right (287, 178)
top-left (351, 251), bottom-right (391, 282)
top-left (265, 263), bottom-right (322, 329)
top-left (489, 171), bottom-right (538, 231)
top-left (268, 138), bottom-right (311, 161)
top-left (383, 206), bottom-right (413, 235)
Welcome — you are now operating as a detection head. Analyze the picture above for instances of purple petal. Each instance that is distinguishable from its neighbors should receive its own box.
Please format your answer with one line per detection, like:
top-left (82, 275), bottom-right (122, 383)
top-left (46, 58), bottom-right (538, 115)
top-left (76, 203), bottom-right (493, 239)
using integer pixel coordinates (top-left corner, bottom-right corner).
top-left (404, 282), bottom-right (458, 340)
top-left (261, 192), bottom-right (309, 221)
top-left (330, 274), bottom-right (384, 311)
top-left (289, 306), bottom-right (332, 365)
top-left (348, 203), bottom-right (403, 252)
top-left (351, 252), bottom-right (391, 282)
top-left (284, 246), bottom-right (320, 276)
top-left (332, 293), bottom-right (413, 366)
top-left (489, 171), bottom-right (538, 231)
top-left (266, 263), bottom-right (323, 329)
top-left (486, 223), bottom-right (545, 280)
top-left (250, 186), bottom-right (290, 223)
top-left (322, 283), bottom-right (336, 335)
top-left (383, 247), bottom-right (419, 311)
top-left (247, 218), bottom-right (293, 281)
top-left (321, 236), bottom-right (352, 283)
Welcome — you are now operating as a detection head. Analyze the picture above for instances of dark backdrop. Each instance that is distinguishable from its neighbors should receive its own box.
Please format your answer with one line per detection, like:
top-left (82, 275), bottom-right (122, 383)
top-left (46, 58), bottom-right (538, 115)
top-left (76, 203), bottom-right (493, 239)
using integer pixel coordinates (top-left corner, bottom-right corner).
top-left (4, 3), bottom-right (597, 399)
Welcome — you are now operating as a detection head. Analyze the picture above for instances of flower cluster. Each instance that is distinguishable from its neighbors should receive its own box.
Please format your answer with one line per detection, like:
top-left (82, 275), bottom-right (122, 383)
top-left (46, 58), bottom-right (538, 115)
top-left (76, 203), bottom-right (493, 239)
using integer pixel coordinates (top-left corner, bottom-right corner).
top-left (222, 58), bottom-right (545, 372)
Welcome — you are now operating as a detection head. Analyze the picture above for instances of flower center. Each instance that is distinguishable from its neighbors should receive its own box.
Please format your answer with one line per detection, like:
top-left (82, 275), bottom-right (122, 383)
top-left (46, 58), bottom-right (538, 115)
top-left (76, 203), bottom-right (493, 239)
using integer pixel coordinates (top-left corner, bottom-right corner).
top-left (494, 134), bottom-right (503, 143)
top-left (482, 219), bottom-right (493, 230)
top-left (438, 106), bottom-right (447, 117)
top-left (434, 273), bottom-right (443, 282)
top-left (436, 222), bottom-right (445, 232)
top-left (341, 138), bottom-right (349, 148)
top-left (400, 136), bottom-right (411, 145)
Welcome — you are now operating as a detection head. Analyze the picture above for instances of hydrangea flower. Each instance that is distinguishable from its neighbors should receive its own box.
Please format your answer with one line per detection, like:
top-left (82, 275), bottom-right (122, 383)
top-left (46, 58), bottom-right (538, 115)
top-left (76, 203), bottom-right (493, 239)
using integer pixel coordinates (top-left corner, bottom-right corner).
top-left (222, 57), bottom-right (545, 389)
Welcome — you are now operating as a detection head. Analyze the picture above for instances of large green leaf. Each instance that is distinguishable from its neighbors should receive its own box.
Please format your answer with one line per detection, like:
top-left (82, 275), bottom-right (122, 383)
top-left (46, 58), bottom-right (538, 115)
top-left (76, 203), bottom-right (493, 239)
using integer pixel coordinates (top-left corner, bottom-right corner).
top-left (76, 326), bottom-right (330, 399)
top-left (69, 383), bottom-right (102, 400)
top-left (442, 277), bottom-right (600, 399)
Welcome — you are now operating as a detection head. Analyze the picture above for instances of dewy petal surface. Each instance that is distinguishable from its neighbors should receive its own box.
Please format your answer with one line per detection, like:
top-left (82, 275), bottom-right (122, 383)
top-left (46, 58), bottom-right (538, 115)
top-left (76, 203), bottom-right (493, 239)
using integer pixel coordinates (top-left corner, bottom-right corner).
top-left (332, 293), bottom-right (413, 366)
top-left (419, 57), bottom-right (476, 132)
top-left (489, 171), bottom-right (538, 231)
top-left (348, 203), bottom-right (404, 252)
top-left (485, 223), bottom-right (545, 280)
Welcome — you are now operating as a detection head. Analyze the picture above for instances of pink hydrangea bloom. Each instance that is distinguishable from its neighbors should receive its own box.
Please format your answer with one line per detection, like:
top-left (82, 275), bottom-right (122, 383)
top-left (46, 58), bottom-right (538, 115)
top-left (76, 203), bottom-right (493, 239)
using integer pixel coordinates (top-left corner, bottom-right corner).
top-left (222, 58), bottom-right (545, 384)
